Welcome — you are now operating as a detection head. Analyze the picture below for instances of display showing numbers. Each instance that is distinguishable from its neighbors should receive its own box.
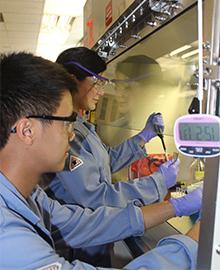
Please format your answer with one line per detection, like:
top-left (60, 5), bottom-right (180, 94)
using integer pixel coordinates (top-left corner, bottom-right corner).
top-left (179, 123), bottom-right (219, 141)
top-left (174, 114), bottom-right (220, 158)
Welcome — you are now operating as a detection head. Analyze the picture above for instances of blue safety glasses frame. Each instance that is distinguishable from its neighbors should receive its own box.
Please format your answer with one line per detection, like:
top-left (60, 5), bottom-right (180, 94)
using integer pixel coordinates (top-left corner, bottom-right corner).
top-left (65, 61), bottom-right (111, 87)
top-left (10, 111), bottom-right (77, 133)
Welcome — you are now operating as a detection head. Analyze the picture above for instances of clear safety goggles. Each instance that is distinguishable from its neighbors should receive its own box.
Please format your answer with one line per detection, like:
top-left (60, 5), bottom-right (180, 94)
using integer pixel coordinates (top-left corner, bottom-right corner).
top-left (65, 61), bottom-right (112, 88)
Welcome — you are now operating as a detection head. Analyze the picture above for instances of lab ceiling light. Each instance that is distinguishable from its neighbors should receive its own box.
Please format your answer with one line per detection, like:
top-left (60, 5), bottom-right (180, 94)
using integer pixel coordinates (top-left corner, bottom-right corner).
top-left (44, 0), bottom-right (86, 16)
top-left (42, 14), bottom-right (75, 32)
top-left (170, 45), bottom-right (192, 56)
top-left (181, 49), bottom-right (199, 59)
top-left (41, 14), bottom-right (58, 30)
top-left (36, 0), bottom-right (86, 61)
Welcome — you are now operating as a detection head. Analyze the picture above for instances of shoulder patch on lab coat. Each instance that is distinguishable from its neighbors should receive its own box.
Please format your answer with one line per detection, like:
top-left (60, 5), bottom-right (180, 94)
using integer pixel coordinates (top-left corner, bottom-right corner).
top-left (37, 262), bottom-right (61, 270)
top-left (69, 155), bottom-right (84, 171)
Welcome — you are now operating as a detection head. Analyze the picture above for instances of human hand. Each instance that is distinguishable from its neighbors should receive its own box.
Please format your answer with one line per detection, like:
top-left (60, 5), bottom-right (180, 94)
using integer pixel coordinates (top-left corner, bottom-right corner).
top-left (169, 187), bottom-right (203, 217)
top-left (159, 158), bottom-right (180, 188)
top-left (138, 112), bottom-right (164, 142)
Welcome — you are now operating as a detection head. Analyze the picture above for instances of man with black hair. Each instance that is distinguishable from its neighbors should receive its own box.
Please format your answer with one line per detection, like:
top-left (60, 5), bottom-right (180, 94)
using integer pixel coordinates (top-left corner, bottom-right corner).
top-left (0, 52), bottom-right (200, 270)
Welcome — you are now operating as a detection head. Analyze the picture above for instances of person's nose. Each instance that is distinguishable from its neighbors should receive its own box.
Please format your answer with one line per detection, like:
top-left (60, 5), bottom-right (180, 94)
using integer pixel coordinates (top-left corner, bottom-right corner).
top-left (97, 87), bottom-right (104, 96)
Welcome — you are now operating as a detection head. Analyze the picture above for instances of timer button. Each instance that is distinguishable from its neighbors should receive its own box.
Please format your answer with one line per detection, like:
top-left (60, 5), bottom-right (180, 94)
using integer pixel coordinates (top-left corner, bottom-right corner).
top-left (179, 146), bottom-right (188, 153)
top-left (204, 150), bottom-right (212, 155)
top-left (195, 147), bottom-right (203, 153)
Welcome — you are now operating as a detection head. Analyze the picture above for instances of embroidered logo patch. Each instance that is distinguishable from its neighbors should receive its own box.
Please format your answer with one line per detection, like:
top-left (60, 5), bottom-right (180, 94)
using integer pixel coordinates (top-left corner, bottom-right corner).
top-left (37, 262), bottom-right (61, 270)
top-left (69, 155), bottom-right (83, 171)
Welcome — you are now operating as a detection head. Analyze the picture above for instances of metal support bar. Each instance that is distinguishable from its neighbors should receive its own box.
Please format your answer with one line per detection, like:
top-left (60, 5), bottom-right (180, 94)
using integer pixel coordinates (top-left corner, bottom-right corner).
top-left (197, 0), bottom-right (203, 113)
top-left (197, 157), bottom-right (220, 269)
top-left (197, 0), bottom-right (220, 268)
top-left (205, 0), bottom-right (220, 115)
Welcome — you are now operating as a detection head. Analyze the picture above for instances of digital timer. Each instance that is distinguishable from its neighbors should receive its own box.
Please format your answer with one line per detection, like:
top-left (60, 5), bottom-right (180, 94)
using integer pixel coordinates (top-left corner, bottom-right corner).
top-left (174, 114), bottom-right (220, 158)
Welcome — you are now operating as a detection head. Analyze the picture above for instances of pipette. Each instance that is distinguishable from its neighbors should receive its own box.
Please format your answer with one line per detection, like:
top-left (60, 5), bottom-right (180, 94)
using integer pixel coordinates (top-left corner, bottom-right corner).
top-left (153, 113), bottom-right (167, 160)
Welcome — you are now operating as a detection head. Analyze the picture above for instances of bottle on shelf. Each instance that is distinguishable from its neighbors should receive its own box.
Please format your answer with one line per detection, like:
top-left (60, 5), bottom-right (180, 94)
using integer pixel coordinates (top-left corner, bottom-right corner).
top-left (189, 158), bottom-right (205, 184)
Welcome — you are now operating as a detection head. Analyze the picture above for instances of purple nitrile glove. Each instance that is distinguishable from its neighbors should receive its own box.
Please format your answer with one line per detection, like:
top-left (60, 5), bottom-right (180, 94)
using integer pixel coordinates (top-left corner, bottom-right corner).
top-left (169, 187), bottom-right (203, 217)
top-left (159, 158), bottom-right (180, 189)
top-left (138, 112), bottom-right (164, 142)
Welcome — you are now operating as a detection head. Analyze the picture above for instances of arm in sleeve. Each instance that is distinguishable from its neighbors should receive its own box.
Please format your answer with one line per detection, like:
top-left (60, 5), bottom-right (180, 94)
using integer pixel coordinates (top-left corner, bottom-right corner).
top-left (50, 130), bottom-right (167, 208)
top-left (56, 164), bottom-right (167, 208)
top-left (107, 135), bottom-right (147, 173)
top-left (43, 192), bottom-right (145, 248)
top-left (0, 212), bottom-right (107, 270)
top-left (0, 205), bottom-right (197, 270)
top-left (125, 235), bottom-right (198, 270)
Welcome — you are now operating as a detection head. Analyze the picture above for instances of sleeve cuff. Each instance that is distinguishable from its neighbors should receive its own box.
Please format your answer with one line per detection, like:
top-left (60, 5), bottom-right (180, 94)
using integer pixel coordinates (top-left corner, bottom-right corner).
top-left (127, 135), bottom-right (147, 159)
top-left (150, 171), bottom-right (168, 201)
top-left (127, 200), bottom-right (145, 236)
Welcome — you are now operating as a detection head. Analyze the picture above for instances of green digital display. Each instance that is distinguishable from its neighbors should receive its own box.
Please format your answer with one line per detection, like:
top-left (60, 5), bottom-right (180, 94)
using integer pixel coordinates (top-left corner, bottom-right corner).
top-left (179, 122), bottom-right (219, 141)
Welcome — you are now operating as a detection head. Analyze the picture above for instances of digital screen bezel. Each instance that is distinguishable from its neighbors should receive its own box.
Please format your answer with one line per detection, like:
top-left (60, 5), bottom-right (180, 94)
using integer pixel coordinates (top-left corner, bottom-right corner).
top-left (174, 114), bottom-right (220, 148)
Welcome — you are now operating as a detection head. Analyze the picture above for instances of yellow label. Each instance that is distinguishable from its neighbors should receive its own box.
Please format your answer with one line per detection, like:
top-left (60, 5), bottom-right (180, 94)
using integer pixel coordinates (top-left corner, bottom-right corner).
top-left (195, 171), bottom-right (205, 181)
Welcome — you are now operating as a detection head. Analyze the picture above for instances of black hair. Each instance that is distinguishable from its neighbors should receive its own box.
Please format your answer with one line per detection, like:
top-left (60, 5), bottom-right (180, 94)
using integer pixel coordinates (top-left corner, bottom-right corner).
top-left (0, 52), bottom-right (77, 149)
top-left (116, 55), bottom-right (162, 82)
top-left (56, 47), bottom-right (107, 81)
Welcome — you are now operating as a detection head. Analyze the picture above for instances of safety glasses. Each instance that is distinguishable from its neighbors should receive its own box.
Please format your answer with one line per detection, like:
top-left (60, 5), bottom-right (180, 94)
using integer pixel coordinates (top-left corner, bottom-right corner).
top-left (65, 61), bottom-right (111, 87)
top-left (10, 111), bottom-right (77, 134)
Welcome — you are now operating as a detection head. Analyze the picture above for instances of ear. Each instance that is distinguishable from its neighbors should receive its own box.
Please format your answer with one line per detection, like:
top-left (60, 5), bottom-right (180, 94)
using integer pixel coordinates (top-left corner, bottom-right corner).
top-left (15, 118), bottom-right (34, 145)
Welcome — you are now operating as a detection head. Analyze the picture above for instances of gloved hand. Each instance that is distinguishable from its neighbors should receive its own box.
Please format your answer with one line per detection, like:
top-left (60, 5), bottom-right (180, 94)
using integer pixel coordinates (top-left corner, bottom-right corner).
top-left (169, 187), bottom-right (203, 217)
top-left (159, 159), bottom-right (180, 188)
top-left (138, 112), bottom-right (164, 142)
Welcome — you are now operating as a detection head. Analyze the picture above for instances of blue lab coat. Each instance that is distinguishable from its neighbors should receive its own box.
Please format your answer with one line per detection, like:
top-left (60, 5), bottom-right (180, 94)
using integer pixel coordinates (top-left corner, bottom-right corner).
top-left (0, 174), bottom-right (198, 270)
top-left (47, 115), bottom-right (168, 265)
top-left (48, 115), bottom-right (167, 207)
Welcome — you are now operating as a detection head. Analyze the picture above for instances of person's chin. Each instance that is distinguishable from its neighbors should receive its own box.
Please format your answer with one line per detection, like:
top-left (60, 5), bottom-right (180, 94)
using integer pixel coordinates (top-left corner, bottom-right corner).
top-left (56, 154), bottom-right (68, 171)
top-left (56, 161), bottom-right (66, 172)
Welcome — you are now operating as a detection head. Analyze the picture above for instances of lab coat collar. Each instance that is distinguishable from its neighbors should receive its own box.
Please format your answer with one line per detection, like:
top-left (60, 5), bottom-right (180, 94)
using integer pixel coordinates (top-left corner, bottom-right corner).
top-left (0, 172), bottom-right (40, 225)
top-left (76, 113), bottom-right (96, 132)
